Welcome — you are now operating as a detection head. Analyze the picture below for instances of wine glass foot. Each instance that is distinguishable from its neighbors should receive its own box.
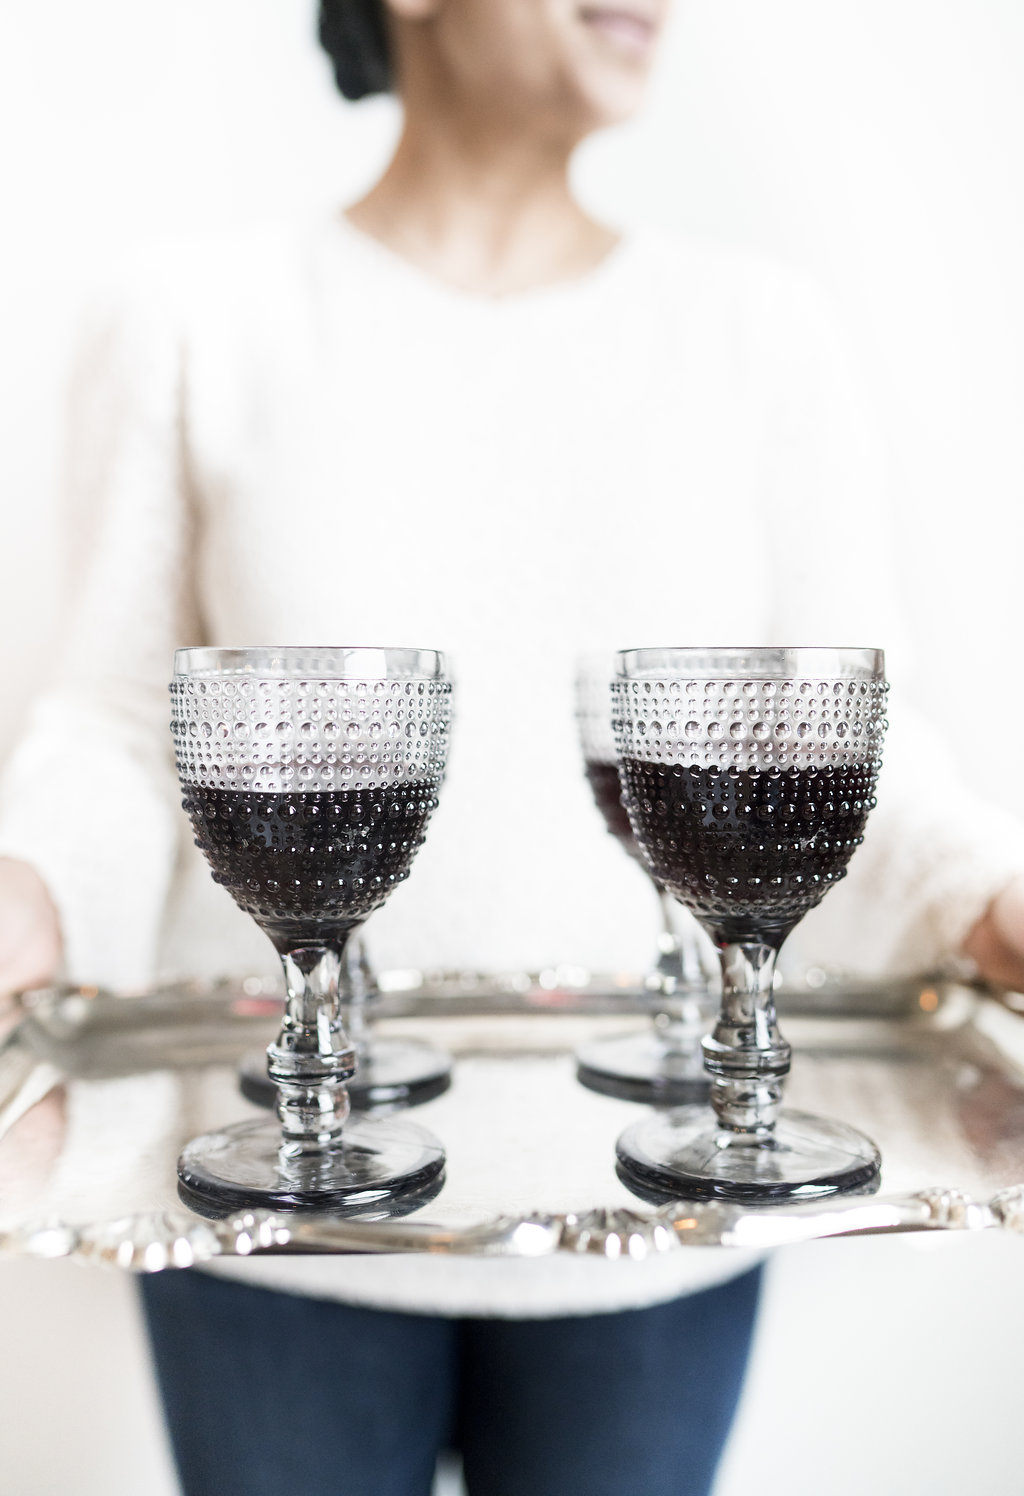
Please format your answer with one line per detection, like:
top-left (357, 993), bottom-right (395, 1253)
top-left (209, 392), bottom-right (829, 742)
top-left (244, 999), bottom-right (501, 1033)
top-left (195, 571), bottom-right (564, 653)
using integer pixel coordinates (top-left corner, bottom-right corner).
top-left (575, 1031), bottom-right (710, 1105)
top-left (177, 1115), bottom-right (446, 1216)
top-left (238, 1039), bottom-right (453, 1112)
top-left (616, 1106), bottom-right (880, 1203)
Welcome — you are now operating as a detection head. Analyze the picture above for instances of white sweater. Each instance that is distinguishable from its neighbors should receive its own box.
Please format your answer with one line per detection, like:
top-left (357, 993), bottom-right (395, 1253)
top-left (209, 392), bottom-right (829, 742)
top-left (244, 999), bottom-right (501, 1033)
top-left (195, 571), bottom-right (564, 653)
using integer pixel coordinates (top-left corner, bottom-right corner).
top-left (1, 216), bottom-right (1019, 1315)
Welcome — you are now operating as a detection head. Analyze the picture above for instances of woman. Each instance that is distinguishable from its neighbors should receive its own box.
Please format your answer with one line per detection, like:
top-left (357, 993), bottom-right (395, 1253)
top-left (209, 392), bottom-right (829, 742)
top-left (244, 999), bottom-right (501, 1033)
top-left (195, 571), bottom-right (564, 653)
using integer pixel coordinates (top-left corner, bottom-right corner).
top-left (1, 2), bottom-right (1023, 1492)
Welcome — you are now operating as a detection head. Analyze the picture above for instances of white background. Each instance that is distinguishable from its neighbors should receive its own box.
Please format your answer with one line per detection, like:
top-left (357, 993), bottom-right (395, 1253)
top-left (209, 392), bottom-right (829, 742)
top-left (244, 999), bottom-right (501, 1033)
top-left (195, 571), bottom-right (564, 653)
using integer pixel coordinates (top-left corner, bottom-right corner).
top-left (1, 2), bottom-right (1023, 1491)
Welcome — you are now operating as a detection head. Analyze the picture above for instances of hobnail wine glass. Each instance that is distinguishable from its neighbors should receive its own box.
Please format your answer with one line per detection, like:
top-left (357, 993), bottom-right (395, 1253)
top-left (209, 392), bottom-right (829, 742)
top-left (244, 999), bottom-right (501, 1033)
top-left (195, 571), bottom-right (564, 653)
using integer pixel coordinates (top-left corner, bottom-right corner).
top-left (170, 646), bottom-right (451, 1213)
top-left (237, 934), bottom-right (453, 1112)
top-left (574, 656), bottom-right (717, 1104)
top-left (613, 647), bottom-right (888, 1201)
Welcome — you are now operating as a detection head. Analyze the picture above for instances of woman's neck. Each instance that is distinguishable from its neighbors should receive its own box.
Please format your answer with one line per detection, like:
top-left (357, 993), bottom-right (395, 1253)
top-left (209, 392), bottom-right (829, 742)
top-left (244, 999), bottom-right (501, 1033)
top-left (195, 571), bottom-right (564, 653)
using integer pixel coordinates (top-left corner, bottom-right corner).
top-left (346, 106), bottom-right (618, 298)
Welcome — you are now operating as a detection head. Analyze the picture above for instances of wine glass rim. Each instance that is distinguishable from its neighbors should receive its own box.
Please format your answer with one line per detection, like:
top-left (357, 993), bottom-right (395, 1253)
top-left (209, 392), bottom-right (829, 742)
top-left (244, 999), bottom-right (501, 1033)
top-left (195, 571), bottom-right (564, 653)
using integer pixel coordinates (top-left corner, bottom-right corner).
top-left (173, 646), bottom-right (447, 680)
top-left (616, 646), bottom-right (885, 679)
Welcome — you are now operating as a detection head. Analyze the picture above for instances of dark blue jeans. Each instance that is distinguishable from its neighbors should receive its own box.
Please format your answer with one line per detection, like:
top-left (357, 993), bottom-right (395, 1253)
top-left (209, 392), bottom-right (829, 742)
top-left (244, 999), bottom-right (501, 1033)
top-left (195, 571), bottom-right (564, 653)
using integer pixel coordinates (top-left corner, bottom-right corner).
top-left (140, 1266), bottom-right (761, 1496)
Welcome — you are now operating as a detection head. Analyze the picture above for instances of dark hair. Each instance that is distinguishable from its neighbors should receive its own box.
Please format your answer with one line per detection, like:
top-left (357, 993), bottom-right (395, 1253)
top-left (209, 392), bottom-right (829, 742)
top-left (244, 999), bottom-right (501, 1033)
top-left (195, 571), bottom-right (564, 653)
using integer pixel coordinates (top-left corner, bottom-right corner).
top-left (319, 0), bottom-right (392, 101)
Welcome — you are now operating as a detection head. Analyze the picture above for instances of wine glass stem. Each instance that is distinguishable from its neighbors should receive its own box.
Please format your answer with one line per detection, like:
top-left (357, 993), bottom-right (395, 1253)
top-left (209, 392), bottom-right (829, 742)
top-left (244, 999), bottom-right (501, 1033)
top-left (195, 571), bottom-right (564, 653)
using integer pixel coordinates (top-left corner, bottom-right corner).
top-left (266, 945), bottom-right (356, 1156)
top-left (339, 937), bottom-right (375, 1064)
top-left (648, 886), bottom-right (710, 1052)
top-left (702, 941), bottom-right (791, 1135)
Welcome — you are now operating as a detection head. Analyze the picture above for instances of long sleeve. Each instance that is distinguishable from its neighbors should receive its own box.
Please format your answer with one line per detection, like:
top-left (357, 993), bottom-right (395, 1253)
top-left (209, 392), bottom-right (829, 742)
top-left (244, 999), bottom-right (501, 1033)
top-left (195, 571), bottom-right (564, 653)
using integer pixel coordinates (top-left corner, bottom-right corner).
top-left (757, 273), bottom-right (1024, 974)
top-left (0, 282), bottom-right (203, 988)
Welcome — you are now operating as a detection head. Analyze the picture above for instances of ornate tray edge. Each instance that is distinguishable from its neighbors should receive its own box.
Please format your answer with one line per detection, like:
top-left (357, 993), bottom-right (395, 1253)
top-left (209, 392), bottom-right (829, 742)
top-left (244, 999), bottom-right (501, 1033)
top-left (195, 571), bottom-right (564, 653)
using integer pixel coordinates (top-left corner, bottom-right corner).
top-left (4, 1186), bottom-right (1022, 1271)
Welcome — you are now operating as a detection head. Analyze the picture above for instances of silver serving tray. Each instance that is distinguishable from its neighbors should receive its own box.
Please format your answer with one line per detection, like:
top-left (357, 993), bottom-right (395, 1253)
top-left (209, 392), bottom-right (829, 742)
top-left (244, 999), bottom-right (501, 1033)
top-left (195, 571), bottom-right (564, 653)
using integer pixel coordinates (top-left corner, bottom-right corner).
top-left (3, 972), bottom-right (1024, 1268)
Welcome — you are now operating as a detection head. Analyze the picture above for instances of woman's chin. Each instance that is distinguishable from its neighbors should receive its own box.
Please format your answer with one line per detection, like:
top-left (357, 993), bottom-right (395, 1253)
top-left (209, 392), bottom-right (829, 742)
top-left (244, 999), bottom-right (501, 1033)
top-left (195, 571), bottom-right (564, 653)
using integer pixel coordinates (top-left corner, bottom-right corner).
top-left (575, 74), bottom-right (653, 131)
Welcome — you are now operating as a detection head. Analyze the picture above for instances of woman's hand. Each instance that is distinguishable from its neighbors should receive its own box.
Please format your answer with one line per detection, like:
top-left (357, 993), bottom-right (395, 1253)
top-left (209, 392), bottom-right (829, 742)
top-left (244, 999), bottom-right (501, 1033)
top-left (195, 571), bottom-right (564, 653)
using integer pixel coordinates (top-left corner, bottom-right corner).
top-left (0, 857), bottom-right (63, 1003)
top-left (963, 876), bottom-right (1024, 994)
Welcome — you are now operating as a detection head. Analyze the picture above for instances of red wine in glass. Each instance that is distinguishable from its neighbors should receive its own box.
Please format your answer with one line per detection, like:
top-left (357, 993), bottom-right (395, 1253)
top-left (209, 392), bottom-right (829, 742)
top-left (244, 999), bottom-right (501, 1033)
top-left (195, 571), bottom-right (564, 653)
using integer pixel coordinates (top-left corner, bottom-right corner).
top-left (182, 781), bottom-right (435, 952)
top-left (583, 759), bottom-right (642, 861)
top-left (618, 759), bottom-right (877, 946)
